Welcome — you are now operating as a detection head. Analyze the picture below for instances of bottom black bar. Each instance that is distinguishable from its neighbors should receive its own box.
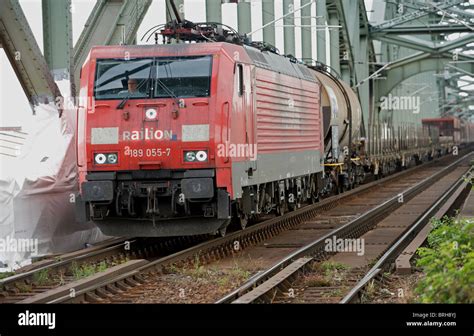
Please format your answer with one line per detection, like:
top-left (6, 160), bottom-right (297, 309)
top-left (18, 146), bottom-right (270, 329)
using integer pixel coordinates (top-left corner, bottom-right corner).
top-left (0, 304), bottom-right (472, 334)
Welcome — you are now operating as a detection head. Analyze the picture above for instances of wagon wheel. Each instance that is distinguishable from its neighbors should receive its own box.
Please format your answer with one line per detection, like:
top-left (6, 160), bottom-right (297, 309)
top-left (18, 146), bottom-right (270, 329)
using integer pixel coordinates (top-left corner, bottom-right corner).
top-left (310, 192), bottom-right (320, 204)
top-left (238, 213), bottom-right (248, 230)
top-left (218, 226), bottom-right (227, 237)
top-left (276, 201), bottom-right (288, 216)
top-left (289, 200), bottom-right (299, 212)
top-left (217, 219), bottom-right (231, 237)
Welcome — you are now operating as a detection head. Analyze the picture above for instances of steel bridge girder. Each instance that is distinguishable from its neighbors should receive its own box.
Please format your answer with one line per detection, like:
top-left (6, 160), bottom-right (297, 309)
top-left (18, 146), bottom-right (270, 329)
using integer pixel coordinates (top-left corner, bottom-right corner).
top-left (0, 0), bottom-right (61, 108)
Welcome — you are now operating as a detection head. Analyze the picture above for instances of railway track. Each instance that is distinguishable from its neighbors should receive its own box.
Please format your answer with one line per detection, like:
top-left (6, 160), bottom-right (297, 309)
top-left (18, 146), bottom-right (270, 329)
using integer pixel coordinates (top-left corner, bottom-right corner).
top-left (339, 175), bottom-right (471, 304)
top-left (13, 151), bottom-right (469, 304)
top-left (0, 234), bottom-right (208, 303)
top-left (226, 154), bottom-right (472, 304)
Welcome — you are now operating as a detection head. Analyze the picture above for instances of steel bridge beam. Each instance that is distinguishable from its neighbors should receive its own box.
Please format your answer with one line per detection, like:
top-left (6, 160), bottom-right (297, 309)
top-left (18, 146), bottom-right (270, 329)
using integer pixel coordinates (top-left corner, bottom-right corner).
top-left (370, 0), bottom-right (465, 32)
top-left (438, 34), bottom-right (474, 53)
top-left (166, 0), bottom-right (183, 22)
top-left (375, 34), bottom-right (474, 57)
top-left (42, 0), bottom-right (73, 82)
top-left (0, 0), bottom-right (61, 108)
top-left (73, 0), bottom-right (151, 94)
top-left (444, 6), bottom-right (474, 19)
top-left (371, 24), bottom-right (473, 36)
top-left (376, 35), bottom-right (440, 54)
top-left (376, 53), bottom-right (474, 99)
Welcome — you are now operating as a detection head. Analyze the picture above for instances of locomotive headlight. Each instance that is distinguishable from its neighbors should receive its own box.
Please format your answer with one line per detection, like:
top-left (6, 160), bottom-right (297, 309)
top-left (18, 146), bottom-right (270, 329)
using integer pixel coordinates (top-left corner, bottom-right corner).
top-left (94, 152), bottom-right (118, 165)
top-left (196, 150), bottom-right (208, 162)
top-left (184, 151), bottom-right (196, 162)
top-left (94, 153), bottom-right (107, 164)
top-left (145, 108), bottom-right (158, 120)
top-left (107, 153), bottom-right (118, 164)
top-left (184, 150), bottom-right (208, 163)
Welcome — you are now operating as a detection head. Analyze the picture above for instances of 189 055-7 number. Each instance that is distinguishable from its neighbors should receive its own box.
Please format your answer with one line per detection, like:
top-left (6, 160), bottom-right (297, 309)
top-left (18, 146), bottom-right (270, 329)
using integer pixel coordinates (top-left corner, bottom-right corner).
top-left (124, 146), bottom-right (171, 158)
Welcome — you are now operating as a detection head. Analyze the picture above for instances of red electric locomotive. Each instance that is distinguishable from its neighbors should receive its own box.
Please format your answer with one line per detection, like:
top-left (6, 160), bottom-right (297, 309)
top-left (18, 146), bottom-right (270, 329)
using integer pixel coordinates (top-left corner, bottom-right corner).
top-left (75, 27), bottom-right (325, 236)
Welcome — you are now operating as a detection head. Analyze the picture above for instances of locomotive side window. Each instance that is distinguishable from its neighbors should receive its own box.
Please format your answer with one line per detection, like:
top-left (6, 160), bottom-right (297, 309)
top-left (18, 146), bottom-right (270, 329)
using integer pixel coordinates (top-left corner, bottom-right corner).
top-left (94, 58), bottom-right (154, 100)
top-left (154, 55), bottom-right (212, 98)
top-left (237, 64), bottom-right (244, 96)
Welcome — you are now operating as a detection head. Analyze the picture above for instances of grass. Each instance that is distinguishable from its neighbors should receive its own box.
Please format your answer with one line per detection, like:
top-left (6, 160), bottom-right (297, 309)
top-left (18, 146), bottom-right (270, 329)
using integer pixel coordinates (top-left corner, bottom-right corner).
top-left (0, 272), bottom-right (14, 280)
top-left (320, 261), bottom-right (349, 272)
top-left (228, 263), bottom-right (251, 280)
top-left (71, 261), bottom-right (108, 280)
top-left (305, 261), bottom-right (351, 287)
top-left (164, 263), bottom-right (180, 274)
top-left (360, 279), bottom-right (377, 302)
top-left (33, 268), bottom-right (51, 285)
top-left (303, 275), bottom-right (331, 287)
top-left (163, 258), bottom-right (251, 291)
top-left (15, 282), bottom-right (32, 293)
top-left (217, 276), bottom-right (229, 288)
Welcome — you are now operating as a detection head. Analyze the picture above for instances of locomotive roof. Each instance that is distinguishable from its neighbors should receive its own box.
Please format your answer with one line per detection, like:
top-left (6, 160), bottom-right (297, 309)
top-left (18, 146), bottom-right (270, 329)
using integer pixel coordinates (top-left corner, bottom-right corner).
top-left (88, 42), bottom-right (318, 83)
top-left (243, 45), bottom-right (317, 83)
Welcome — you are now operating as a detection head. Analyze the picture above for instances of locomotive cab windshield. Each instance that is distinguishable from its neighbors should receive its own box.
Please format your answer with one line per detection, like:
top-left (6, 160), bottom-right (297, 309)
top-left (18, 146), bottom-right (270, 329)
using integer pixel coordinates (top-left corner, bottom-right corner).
top-left (94, 56), bottom-right (212, 101)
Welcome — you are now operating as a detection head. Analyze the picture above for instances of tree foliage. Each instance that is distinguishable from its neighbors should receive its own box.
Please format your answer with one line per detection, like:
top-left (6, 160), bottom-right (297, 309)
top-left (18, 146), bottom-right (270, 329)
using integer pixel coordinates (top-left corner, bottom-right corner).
top-left (415, 216), bottom-right (474, 303)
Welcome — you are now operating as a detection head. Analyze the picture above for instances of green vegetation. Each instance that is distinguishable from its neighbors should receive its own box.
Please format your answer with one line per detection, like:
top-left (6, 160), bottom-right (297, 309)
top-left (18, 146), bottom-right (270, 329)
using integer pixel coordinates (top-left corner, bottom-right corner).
top-left (0, 272), bottom-right (14, 280)
top-left (214, 265), bottom-right (250, 288)
top-left (16, 282), bottom-right (32, 293)
top-left (415, 216), bottom-right (474, 303)
top-left (305, 261), bottom-right (350, 287)
top-left (320, 261), bottom-right (349, 272)
top-left (71, 261), bottom-right (108, 280)
top-left (33, 268), bottom-right (51, 285)
top-left (304, 275), bottom-right (331, 287)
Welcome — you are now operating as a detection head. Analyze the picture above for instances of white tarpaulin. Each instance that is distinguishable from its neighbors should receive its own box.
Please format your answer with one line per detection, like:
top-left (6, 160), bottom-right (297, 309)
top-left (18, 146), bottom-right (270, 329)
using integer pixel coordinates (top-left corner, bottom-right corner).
top-left (0, 81), bottom-right (108, 271)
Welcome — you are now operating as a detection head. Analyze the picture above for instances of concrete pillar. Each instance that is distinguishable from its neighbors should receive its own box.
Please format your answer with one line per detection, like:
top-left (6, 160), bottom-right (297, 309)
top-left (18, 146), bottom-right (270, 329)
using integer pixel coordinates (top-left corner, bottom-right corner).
top-left (206, 0), bottom-right (222, 23)
top-left (316, 0), bottom-right (326, 63)
top-left (301, 0), bottom-right (312, 63)
top-left (262, 0), bottom-right (275, 45)
top-left (237, 1), bottom-right (251, 34)
top-left (328, 11), bottom-right (340, 74)
top-left (283, 0), bottom-right (295, 56)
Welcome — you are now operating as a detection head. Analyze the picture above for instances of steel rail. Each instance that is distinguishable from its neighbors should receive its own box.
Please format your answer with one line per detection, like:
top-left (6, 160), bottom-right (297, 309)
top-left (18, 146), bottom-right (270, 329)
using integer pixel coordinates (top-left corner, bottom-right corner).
top-left (219, 152), bottom-right (472, 304)
top-left (339, 167), bottom-right (471, 303)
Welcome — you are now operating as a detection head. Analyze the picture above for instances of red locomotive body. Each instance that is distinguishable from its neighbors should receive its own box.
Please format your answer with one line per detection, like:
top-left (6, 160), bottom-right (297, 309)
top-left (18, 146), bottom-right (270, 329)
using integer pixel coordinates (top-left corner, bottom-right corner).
top-left (76, 42), bottom-right (324, 236)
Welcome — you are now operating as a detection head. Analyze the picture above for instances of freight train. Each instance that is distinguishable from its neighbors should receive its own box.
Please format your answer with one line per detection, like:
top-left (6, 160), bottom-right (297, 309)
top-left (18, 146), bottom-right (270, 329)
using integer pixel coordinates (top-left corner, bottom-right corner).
top-left (422, 117), bottom-right (474, 151)
top-left (75, 11), bottom-right (469, 237)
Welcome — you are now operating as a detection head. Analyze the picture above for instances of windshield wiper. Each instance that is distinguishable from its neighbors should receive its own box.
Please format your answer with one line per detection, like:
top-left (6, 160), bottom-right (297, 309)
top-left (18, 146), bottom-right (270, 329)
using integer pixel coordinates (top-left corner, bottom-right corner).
top-left (155, 62), bottom-right (183, 107)
top-left (116, 60), bottom-right (154, 109)
top-left (116, 94), bottom-right (130, 110)
top-left (155, 77), bottom-right (181, 106)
